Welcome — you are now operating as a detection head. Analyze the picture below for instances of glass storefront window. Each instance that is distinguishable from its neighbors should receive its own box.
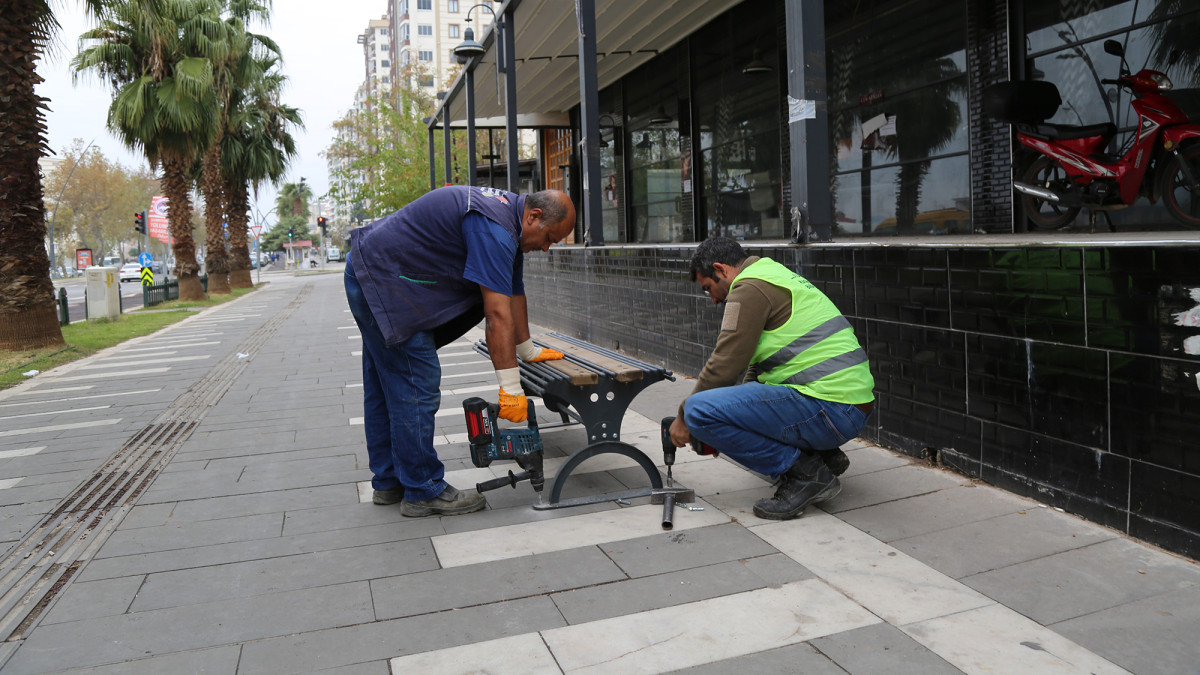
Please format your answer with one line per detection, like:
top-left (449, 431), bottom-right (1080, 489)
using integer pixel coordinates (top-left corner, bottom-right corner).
top-left (833, 155), bottom-right (972, 235)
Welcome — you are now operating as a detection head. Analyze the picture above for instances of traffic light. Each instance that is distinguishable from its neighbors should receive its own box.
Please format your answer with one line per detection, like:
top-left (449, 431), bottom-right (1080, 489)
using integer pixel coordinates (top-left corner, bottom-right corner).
top-left (288, 227), bottom-right (294, 238)
top-left (134, 211), bottom-right (147, 234)
top-left (317, 216), bottom-right (327, 235)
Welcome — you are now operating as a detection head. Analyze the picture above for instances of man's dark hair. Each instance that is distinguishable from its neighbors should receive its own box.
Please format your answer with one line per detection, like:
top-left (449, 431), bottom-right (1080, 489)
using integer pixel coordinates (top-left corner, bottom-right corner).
top-left (527, 190), bottom-right (569, 228)
top-left (690, 236), bottom-right (747, 281)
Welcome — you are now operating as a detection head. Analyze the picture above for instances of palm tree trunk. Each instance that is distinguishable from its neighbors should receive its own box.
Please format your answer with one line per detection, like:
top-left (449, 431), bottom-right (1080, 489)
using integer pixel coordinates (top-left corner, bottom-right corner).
top-left (0, 3), bottom-right (64, 349)
top-left (226, 179), bottom-right (253, 289)
top-left (895, 161), bottom-right (930, 235)
top-left (201, 146), bottom-right (231, 294)
top-left (162, 156), bottom-right (206, 301)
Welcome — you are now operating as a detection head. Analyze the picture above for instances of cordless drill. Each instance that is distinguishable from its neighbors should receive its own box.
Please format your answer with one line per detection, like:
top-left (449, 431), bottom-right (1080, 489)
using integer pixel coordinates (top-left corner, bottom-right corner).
top-left (462, 397), bottom-right (545, 493)
top-left (660, 416), bottom-right (719, 483)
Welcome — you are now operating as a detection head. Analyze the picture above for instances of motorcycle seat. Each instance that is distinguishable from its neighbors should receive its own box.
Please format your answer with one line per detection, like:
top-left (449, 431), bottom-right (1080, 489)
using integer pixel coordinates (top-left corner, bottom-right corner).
top-left (1019, 122), bottom-right (1117, 141)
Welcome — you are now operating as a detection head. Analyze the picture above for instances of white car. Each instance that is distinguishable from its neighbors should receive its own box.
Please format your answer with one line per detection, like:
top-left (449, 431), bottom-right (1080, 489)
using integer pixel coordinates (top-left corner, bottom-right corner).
top-left (118, 262), bottom-right (142, 282)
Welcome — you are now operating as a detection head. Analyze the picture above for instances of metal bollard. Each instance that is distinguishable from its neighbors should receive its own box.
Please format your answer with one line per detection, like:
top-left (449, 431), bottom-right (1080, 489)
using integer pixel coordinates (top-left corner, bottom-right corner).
top-left (57, 288), bottom-right (69, 326)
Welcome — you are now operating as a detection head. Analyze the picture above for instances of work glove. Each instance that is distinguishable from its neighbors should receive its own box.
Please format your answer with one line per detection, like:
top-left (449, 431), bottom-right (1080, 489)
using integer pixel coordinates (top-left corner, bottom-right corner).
top-left (516, 339), bottom-right (564, 363)
top-left (498, 387), bottom-right (528, 422)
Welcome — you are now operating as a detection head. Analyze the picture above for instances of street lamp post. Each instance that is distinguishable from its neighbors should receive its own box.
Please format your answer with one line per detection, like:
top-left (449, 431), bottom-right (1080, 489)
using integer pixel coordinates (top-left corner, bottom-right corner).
top-left (252, 204), bottom-right (277, 284)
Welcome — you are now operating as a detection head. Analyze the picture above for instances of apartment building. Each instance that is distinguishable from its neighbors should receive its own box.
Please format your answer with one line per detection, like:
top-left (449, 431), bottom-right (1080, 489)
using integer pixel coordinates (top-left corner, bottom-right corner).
top-left (386, 0), bottom-right (501, 93)
top-left (356, 17), bottom-right (392, 104)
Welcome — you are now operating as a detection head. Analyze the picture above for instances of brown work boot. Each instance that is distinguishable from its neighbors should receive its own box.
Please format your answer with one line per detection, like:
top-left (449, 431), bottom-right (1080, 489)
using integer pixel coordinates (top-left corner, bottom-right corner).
top-left (372, 487), bottom-right (404, 505)
top-left (753, 453), bottom-right (841, 520)
top-left (401, 485), bottom-right (486, 517)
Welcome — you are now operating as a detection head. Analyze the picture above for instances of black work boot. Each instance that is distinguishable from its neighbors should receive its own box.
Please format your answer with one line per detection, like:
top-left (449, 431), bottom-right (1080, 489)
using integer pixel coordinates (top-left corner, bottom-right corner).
top-left (753, 453), bottom-right (842, 520)
top-left (817, 448), bottom-right (850, 476)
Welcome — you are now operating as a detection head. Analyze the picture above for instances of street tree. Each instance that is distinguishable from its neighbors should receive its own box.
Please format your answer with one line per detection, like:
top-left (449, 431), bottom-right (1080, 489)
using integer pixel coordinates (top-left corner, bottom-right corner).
top-left (74, 0), bottom-right (229, 301)
top-left (42, 139), bottom-right (156, 271)
top-left (222, 57), bottom-right (301, 288)
top-left (0, 0), bottom-right (110, 350)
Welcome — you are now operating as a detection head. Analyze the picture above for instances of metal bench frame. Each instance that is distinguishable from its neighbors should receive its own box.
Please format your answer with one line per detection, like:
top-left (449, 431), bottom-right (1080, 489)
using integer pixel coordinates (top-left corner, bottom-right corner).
top-left (474, 332), bottom-right (675, 506)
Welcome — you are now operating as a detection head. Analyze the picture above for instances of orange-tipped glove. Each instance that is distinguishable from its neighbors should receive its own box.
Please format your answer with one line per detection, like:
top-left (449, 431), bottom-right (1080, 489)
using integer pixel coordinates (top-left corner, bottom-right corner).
top-left (516, 339), bottom-right (564, 363)
top-left (498, 387), bottom-right (528, 422)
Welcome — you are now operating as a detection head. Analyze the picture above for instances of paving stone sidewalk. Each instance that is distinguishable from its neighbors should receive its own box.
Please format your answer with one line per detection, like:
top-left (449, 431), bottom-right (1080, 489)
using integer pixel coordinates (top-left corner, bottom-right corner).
top-left (0, 272), bottom-right (1197, 674)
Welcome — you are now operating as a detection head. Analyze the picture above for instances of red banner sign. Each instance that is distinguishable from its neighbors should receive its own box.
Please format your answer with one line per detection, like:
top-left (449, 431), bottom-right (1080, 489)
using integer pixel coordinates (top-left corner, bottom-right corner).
top-left (75, 248), bottom-right (93, 269)
top-left (148, 195), bottom-right (173, 244)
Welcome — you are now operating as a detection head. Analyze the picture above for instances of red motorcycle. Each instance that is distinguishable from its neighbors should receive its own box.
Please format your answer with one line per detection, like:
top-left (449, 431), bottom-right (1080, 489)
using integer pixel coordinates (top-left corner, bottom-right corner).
top-left (985, 39), bottom-right (1200, 230)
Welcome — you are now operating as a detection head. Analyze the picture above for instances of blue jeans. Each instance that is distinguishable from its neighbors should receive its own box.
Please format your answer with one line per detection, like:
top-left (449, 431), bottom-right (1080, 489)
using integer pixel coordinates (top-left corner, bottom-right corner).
top-left (345, 257), bottom-right (448, 500)
top-left (683, 382), bottom-right (871, 477)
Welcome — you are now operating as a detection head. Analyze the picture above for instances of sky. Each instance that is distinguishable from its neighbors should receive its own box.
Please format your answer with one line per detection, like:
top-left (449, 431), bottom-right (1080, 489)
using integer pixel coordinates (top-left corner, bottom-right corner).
top-left (38, 0), bottom-right (387, 228)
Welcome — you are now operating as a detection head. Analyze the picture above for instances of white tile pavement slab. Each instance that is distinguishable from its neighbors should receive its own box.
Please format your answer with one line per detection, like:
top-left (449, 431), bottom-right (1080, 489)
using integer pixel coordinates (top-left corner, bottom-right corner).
top-left (390, 634), bottom-right (561, 674)
top-left (541, 579), bottom-right (879, 674)
top-left (432, 504), bottom-right (730, 567)
top-left (901, 603), bottom-right (1130, 675)
top-left (751, 511), bottom-right (993, 626)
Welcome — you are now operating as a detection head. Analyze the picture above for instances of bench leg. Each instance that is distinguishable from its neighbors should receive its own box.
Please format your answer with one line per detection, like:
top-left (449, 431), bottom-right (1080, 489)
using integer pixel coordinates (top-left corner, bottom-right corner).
top-left (546, 440), bottom-right (664, 505)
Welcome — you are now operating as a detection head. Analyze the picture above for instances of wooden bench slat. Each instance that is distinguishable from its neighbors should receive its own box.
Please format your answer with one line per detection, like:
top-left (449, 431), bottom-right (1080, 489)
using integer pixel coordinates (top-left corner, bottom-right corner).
top-left (535, 336), bottom-right (644, 383)
top-left (539, 359), bottom-right (599, 386)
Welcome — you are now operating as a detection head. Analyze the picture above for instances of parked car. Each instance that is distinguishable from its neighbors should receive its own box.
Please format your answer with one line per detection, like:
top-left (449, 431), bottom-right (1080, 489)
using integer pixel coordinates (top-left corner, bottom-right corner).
top-left (118, 262), bottom-right (142, 282)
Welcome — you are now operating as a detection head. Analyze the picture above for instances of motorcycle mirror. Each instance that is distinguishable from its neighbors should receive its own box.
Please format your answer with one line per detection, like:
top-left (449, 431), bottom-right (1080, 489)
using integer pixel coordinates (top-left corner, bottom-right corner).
top-left (1103, 40), bottom-right (1124, 57)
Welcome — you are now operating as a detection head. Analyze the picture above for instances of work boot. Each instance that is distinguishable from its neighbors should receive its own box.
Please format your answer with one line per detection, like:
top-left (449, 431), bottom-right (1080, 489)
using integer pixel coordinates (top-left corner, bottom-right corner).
top-left (372, 487), bottom-right (404, 505)
top-left (817, 448), bottom-right (850, 476)
top-left (753, 453), bottom-right (842, 520)
top-left (401, 485), bottom-right (486, 517)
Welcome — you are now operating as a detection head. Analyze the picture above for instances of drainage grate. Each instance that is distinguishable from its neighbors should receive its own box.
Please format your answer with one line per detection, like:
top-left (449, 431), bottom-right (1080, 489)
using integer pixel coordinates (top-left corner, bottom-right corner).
top-left (0, 283), bottom-right (313, 642)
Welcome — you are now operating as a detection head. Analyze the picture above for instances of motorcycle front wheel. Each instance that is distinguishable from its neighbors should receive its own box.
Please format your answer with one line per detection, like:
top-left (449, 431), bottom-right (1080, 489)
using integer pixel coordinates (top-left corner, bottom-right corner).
top-left (1019, 157), bottom-right (1081, 230)
top-left (1161, 143), bottom-right (1200, 228)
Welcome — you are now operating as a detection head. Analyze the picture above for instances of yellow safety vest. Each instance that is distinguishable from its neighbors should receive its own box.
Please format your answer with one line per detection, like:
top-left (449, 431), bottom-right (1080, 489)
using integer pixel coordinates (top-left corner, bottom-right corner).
top-left (733, 258), bottom-right (874, 404)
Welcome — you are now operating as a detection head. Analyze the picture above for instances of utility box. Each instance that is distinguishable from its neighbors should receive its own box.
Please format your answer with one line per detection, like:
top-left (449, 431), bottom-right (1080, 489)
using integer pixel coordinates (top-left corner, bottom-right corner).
top-left (85, 266), bottom-right (120, 321)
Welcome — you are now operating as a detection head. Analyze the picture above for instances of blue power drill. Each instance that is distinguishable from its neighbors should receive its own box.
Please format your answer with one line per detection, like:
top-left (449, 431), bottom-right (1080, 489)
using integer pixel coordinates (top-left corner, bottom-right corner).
top-left (462, 397), bottom-right (545, 493)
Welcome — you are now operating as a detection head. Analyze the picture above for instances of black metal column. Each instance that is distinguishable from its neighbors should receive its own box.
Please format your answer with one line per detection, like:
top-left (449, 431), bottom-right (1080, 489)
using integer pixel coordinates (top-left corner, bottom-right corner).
top-left (443, 108), bottom-right (452, 186)
top-left (576, 0), bottom-right (603, 245)
top-left (428, 127), bottom-right (436, 191)
top-left (502, 10), bottom-right (519, 192)
top-left (466, 69), bottom-right (477, 185)
top-left (784, 0), bottom-right (832, 242)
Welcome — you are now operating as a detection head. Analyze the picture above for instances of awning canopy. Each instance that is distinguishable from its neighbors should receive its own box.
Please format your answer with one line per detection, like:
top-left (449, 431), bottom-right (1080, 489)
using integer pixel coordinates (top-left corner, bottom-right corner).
top-left (431, 0), bottom-right (744, 128)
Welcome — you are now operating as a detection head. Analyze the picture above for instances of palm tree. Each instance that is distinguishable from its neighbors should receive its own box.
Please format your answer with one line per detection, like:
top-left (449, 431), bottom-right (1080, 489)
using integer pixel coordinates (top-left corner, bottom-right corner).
top-left (275, 179), bottom-right (312, 217)
top-left (198, 0), bottom-right (276, 294)
top-left (73, 0), bottom-right (228, 301)
top-left (223, 58), bottom-right (301, 288)
top-left (0, 1), bottom-right (107, 350)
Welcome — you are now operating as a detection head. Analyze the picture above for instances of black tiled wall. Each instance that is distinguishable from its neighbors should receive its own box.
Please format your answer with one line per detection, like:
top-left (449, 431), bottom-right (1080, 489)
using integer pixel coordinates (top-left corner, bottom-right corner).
top-left (523, 243), bottom-right (1200, 558)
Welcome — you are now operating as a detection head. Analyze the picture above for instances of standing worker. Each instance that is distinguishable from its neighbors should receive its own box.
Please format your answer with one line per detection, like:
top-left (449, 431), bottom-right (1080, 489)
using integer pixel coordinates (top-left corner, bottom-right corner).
top-left (668, 237), bottom-right (875, 520)
top-left (345, 186), bottom-right (576, 517)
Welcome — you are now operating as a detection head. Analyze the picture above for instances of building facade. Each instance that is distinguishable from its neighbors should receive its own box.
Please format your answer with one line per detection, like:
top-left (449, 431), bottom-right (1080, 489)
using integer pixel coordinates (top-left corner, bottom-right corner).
top-left (433, 0), bottom-right (1200, 558)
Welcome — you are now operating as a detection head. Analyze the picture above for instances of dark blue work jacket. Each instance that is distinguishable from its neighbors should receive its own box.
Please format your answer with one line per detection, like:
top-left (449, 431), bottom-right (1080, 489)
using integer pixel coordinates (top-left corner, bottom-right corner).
top-left (349, 186), bottom-right (525, 347)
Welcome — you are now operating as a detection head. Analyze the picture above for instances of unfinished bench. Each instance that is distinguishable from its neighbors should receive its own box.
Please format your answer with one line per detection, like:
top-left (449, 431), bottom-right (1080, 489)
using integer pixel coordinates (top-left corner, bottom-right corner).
top-left (473, 332), bottom-right (675, 507)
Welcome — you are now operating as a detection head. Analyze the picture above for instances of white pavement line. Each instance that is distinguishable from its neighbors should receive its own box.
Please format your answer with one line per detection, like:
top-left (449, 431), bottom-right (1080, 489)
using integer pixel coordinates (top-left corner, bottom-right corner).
top-left (76, 355), bottom-right (210, 370)
top-left (0, 447), bottom-right (45, 460)
top-left (751, 511), bottom-right (993, 626)
top-left (0, 478), bottom-right (24, 490)
top-left (0, 405), bottom-right (110, 421)
top-left (390, 634), bottom-right (561, 674)
top-left (46, 368), bottom-right (170, 382)
top-left (440, 369), bottom-right (492, 381)
top-left (121, 341), bottom-right (221, 352)
top-left (0, 390), bottom-right (160, 410)
top-left (337, 326), bottom-right (356, 330)
top-left (347, 335), bottom-right (362, 340)
top-left (440, 358), bottom-right (488, 367)
top-left (443, 384), bottom-right (495, 395)
top-left (0, 418), bottom-right (121, 438)
top-left (351, 351), bottom-right (361, 356)
top-left (346, 383), bottom-right (362, 388)
top-left (431, 503), bottom-right (729, 568)
top-left (9, 385), bottom-right (94, 395)
top-left (546, 580), bottom-right (879, 674)
top-left (437, 350), bottom-right (477, 358)
top-left (157, 332), bottom-right (223, 338)
top-left (901, 603), bottom-right (1130, 674)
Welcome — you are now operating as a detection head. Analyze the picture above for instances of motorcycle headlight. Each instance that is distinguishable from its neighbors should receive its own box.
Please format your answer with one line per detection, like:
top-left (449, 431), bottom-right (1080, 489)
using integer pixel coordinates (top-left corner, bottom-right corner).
top-left (1151, 72), bottom-right (1173, 90)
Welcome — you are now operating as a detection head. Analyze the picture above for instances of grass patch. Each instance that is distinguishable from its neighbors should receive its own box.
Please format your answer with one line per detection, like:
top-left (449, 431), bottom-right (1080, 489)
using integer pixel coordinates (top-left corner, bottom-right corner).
top-left (0, 285), bottom-right (261, 391)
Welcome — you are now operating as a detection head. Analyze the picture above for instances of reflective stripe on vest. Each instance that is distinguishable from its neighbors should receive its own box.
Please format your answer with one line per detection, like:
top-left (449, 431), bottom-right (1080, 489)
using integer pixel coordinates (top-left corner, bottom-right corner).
top-left (733, 257), bottom-right (874, 402)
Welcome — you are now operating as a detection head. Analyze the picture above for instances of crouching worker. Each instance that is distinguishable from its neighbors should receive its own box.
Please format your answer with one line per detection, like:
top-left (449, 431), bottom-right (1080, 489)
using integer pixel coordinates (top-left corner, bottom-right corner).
top-left (345, 186), bottom-right (576, 517)
top-left (668, 237), bottom-right (875, 520)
